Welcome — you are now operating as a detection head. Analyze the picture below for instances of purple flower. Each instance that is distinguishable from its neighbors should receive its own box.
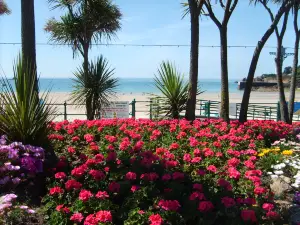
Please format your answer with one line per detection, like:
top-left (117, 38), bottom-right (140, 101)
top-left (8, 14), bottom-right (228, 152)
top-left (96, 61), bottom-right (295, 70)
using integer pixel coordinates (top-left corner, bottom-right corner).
top-left (12, 177), bottom-right (21, 185)
top-left (0, 176), bottom-right (10, 185)
top-left (21, 156), bottom-right (37, 173)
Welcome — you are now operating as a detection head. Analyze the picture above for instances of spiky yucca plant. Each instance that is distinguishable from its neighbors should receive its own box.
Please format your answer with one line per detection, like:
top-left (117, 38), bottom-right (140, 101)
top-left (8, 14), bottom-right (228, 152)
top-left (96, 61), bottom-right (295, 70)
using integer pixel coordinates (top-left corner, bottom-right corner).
top-left (0, 57), bottom-right (55, 146)
top-left (70, 55), bottom-right (119, 120)
top-left (153, 61), bottom-right (203, 119)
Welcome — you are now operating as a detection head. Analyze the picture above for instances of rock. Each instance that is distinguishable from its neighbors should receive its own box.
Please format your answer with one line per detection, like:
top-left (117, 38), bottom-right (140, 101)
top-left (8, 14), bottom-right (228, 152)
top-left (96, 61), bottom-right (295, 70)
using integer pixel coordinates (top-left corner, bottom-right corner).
top-left (270, 176), bottom-right (292, 196)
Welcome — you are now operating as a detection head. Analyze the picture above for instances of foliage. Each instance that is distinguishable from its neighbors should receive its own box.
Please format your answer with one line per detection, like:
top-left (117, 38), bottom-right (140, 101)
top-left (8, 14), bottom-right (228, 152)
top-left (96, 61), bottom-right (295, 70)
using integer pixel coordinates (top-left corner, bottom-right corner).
top-left (0, 193), bottom-right (41, 225)
top-left (70, 55), bottom-right (119, 120)
top-left (0, 135), bottom-right (45, 193)
top-left (0, 57), bottom-right (55, 147)
top-left (42, 119), bottom-right (295, 225)
top-left (152, 61), bottom-right (202, 119)
top-left (0, 0), bottom-right (10, 15)
top-left (45, 0), bottom-right (122, 57)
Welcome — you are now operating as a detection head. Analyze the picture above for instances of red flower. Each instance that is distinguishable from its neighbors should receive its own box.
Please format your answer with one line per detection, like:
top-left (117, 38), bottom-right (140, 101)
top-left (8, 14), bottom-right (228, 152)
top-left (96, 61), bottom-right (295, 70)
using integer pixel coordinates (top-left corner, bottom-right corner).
top-left (158, 199), bottom-right (181, 211)
top-left (262, 203), bottom-right (274, 211)
top-left (89, 170), bottom-right (105, 181)
top-left (79, 189), bottom-right (93, 202)
top-left (95, 210), bottom-right (112, 223)
top-left (49, 186), bottom-right (64, 195)
top-left (71, 136), bottom-right (80, 142)
top-left (95, 154), bottom-right (105, 163)
top-left (227, 158), bottom-right (240, 167)
top-left (190, 192), bottom-right (206, 201)
top-left (71, 165), bottom-right (87, 177)
top-left (149, 214), bottom-right (163, 225)
top-left (191, 157), bottom-right (202, 164)
top-left (198, 201), bottom-right (214, 212)
top-left (131, 185), bottom-right (140, 192)
top-left (54, 172), bottom-right (66, 180)
top-left (65, 179), bottom-right (82, 191)
top-left (169, 142), bottom-right (179, 150)
top-left (173, 172), bottom-right (184, 180)
top-left (241, 210), bottom-right (257, 223)
top-left (266, 211), bottom-right (279, 220)
top-left (56, 204), bottom-right (64, 212)
top-left (138, 210), bottom-right (145, 214)
top-left (70, 213), bottom-right (84, 223)
top-left (84, 214), bottom-right (98, 225)
top-left (84, 134), bottom-right (94, 143)
top-left (125, 172), bottom-right (137, 180)
top-left (67, 146), bottom-right (76, 154)
top-left (108, 181), bottom-right (120, 193)
top-left (221, 197), bottom-right (236, 208)
top-left (105, 135), bottom-right (117, 143)
top-left (228, 167), bottom-right (240, 180)
top-left (254, 186), bottom-right (265, 195)
top-left (95, 191), bottom-right (109, 199)
top-left (193, 183), bottom-right (203, 191)
top-left (207, 165), bottom-right (217, 173)
top-left (162, 174), bottom-right (171, 181)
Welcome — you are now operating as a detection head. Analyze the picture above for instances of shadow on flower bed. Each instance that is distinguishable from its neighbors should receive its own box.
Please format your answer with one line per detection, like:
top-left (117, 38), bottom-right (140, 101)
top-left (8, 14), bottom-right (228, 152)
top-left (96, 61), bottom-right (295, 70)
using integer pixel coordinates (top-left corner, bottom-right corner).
top-left (43, 119), bottom-right (294, 225)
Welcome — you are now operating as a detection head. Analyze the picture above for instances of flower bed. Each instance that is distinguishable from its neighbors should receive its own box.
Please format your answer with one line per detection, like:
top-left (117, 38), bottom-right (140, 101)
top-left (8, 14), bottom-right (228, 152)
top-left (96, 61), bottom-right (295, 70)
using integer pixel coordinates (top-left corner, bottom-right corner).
top-left (0, 135), bottom-right (45, 192)
top-left (44, 119), bottom-right (294, 225)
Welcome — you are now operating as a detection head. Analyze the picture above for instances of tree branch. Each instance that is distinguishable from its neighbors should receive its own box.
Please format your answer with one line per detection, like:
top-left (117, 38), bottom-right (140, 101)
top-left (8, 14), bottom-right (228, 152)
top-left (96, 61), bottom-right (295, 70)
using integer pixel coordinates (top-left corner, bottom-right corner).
top-left (222, 0), bottom-right (233, 24)
top-left (219, 0), bottom-right (226, 9)
top-left (260, 1), bottom-right (280, 39)
top-left (279, 9), bottom-right (290, 40)
top-left (204, 1), bottom-right (222, 28)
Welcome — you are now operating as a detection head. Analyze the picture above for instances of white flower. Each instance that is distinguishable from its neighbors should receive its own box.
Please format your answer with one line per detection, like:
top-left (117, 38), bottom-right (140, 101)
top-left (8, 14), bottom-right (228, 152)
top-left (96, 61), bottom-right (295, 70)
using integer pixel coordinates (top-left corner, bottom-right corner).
top-left (267, 172), bottom-right (273, 175)
top-left (270, 175), bottom-right (278, 179)
top-left (274, 170), bottom-right (284, 175)
top-left (292, 183), bottom-right (299, 188)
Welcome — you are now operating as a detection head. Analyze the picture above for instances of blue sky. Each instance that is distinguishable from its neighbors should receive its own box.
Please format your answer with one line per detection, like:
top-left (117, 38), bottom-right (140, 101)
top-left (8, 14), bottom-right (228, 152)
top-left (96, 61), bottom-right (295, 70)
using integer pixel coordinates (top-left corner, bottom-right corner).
top-left (0, 0), bottom-right (296, 79)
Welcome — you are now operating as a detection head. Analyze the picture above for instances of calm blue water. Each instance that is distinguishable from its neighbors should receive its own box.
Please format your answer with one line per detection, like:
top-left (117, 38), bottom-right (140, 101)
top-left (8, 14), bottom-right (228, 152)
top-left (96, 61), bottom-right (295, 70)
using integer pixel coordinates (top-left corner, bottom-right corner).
top-left (3, 78), bottom-right (241, 94)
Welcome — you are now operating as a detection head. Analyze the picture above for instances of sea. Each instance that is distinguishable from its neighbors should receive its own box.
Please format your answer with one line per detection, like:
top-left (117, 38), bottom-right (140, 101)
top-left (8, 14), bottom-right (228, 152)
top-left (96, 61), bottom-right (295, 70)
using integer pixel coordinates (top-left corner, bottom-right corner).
top-left (2, 78), bottom-right (242, 94)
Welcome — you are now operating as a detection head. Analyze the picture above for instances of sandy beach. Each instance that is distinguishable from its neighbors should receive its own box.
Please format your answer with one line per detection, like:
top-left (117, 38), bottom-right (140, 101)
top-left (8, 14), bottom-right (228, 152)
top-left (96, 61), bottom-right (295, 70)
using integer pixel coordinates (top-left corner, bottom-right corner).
top-left (47, 91), bottom-right (300, 121)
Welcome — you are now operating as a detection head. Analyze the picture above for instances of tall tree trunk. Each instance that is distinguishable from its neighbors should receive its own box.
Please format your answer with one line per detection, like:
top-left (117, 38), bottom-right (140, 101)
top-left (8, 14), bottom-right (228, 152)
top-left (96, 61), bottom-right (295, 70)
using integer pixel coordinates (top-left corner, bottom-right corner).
top-left (185, 10), bottom-right (199, 121)
top-left (288, 7), bottom-right (299, 124)
top-left (83, 43), bottom-right (93, 120)
top-left (276, 42), bottom-right (289, 122)
top-left (21, 0), bottom-right (38, 92)
top-left (239, 4), bottom-right (288, 123)
top-left (219, 27), bottom-right (229, 122)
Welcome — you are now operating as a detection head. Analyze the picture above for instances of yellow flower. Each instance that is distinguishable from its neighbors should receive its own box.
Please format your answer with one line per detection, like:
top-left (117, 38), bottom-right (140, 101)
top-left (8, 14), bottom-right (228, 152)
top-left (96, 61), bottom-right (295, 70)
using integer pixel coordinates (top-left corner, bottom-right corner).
top-left (263, 149), bottom-right (270, 154)
top-left (274, 147), bottom-right (280, 152)
top-left (282, 150), bottom-right (293, 155)
top-left (258, 153), bottom-right (264, 157)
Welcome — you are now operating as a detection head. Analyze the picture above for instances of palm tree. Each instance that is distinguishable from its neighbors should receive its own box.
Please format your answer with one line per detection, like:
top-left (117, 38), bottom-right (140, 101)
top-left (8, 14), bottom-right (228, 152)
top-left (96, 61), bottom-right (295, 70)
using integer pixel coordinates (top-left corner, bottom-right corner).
top-left (288, 1), bottom-right (300, 123)
top-left (152, 61), bottom-right (202, 119)
top-left (184, 0), bottom-right (205, 121)
top-left (203, 0), bottom-right (239, 122)
top-left (46, 0), bottom-right (121, 118)
top-left (0, 0), bottom-right (10, 15)
top-left (239, 0), bottom-right (292, 123)
top-left (70, 55), bottom-right (119, 120)
top-left (21, 0), bottom-right (38, 92)
top-left (0, 56), bottom-right (55, 147)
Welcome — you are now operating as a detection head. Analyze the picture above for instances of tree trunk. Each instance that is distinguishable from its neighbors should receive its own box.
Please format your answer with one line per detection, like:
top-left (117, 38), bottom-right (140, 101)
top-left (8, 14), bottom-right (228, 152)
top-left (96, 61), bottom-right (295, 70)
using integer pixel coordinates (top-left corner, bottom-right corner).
top-left (185, 10), bottom-right (199, 121)
top-left (288, 8), bottom-right (299, 124)
top-left (239, 4), bottom-right (288, 123)
top-left (219, 27), bottom-right (229, 122)
top-left (21, 0), bottom-right (38, 92)
top-left (276, 41), bottom-right (289, 122)
top-left (83, 43), bottom-right (93, 120)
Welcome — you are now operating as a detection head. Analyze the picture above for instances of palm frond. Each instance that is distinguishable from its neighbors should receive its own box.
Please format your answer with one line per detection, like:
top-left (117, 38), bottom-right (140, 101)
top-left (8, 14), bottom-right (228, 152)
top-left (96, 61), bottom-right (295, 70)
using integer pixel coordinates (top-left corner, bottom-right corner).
top-left (0, 0), bottom-right (11, 15)
top-left (70, 55), bottom-right (119, 119)
top-left (152, 61), bottom-right (203, 119)
top-left (0, 56), bottom-right (56, 146)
